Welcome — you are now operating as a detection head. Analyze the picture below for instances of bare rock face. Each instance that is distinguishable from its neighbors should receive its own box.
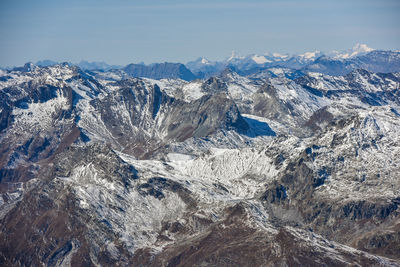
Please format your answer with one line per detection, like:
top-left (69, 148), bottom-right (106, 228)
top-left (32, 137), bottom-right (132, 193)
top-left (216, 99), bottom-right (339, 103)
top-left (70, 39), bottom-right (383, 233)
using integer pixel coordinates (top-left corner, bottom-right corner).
top-left (1, 64), bottom-right (400, 266)
top-left (163, 92), bottom-right (249, 142)
top-left (252, 82), bottom-right (294, 122)
top-left (146, 204), bottom-right (398, 267)
top-left (123, 63), bottom-right (198, 81)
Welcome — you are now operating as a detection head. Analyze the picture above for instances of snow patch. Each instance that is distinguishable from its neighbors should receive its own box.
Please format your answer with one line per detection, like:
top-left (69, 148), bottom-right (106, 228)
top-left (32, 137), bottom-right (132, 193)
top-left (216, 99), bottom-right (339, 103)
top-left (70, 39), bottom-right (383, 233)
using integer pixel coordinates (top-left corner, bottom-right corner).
top-left (252, 55), bottom-right (271, 64)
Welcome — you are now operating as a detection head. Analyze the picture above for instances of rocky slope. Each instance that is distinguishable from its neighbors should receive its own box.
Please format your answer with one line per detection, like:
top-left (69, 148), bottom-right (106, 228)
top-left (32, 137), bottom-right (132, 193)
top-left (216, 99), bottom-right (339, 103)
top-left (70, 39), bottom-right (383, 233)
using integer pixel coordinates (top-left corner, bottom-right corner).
top-left (0, 63), bottom-right (399, 266)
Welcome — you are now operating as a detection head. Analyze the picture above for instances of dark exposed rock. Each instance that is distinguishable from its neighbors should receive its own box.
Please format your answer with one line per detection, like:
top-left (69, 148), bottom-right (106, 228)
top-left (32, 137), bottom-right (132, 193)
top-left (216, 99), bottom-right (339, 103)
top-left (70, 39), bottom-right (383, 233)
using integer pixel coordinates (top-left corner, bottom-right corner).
top-left (164, 93), bottom-right (249, 142)
top-left (262, 182), bottom-right (288, 204)
top-left (305, 106), bottom-right (334, 132)
top-left (123, 62), bottom-right (198, 81)
top-left (139, 204), bottom-right (398, 267)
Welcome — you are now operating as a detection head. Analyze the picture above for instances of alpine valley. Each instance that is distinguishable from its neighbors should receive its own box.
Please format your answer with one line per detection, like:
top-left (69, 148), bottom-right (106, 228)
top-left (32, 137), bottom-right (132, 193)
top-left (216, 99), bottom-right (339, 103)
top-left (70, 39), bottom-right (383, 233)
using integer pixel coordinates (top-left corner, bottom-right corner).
top-left (1, 45), bottom-right (400, 266)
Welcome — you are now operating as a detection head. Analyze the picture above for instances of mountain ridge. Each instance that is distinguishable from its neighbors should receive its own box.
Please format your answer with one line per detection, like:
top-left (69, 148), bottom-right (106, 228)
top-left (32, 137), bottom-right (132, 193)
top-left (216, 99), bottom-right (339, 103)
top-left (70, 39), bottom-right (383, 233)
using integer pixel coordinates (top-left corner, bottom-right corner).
top-left (4, 45), bottom-right (397, 82)
top-left (1, 56), bottom-right (400, 266)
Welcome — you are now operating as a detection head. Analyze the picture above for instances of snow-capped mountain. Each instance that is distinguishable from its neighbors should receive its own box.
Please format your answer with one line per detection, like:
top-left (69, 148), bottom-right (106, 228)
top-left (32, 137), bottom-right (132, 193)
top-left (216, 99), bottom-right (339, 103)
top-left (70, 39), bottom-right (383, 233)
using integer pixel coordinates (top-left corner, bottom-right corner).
top-left (1, 56), bottom-right (400, 266)
top-left (304, 50), bottom-right (400, 75)
top-left (329, 43), bottom-right (375, 59)
top-left (186, 45), bottom-right (400, 78)
top-left (25, 45), bottom-right (400, 81)
top-left (186, 57), bottom-right (227, 79)
top-left (298, 50), bottom-right (322, 61)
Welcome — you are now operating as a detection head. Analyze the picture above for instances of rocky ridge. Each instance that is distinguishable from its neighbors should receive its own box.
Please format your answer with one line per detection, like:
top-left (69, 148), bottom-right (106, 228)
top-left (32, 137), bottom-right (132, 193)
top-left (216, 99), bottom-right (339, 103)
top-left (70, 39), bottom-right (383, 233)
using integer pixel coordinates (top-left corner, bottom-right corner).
top-left (0, 63), bottom-right (400, 266)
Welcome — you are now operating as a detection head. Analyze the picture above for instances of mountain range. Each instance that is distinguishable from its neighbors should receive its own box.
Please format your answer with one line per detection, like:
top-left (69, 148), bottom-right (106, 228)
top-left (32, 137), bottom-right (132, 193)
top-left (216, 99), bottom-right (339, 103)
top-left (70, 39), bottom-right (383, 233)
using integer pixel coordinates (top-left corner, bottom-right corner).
top-left (187, 45), bottom-right (400, 78)
top-left (1, 45), bottom-right (400, 266)
top-left (24, 44), bottom-right (400, 81)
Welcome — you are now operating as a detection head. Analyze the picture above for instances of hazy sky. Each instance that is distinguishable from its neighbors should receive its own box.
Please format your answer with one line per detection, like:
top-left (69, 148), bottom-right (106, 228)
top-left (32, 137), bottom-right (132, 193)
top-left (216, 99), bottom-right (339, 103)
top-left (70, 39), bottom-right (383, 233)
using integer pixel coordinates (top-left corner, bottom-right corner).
top-left (0, 0), bottom-right (399, 66)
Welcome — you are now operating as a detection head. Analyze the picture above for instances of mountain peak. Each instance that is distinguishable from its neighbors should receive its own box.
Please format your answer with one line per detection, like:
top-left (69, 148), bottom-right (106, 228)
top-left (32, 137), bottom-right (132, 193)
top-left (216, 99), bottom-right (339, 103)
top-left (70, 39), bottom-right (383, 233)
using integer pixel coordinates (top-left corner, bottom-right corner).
top-left (271, 53), bottom-right (289, 59)
top-left (201, 57), bottom-right (210, 64)
top-left (228, 50), bottom-right (244, 62)
top-left (352, 43), bottom-right (374, 53)
top-left (330, 43), bottom-right (375, 59)
top-left (12, 62), bottom-right (37, 72)
top-left (298, 50), bottom-right (321, 60)
top-left (251, 55), bottom-right (271, 64)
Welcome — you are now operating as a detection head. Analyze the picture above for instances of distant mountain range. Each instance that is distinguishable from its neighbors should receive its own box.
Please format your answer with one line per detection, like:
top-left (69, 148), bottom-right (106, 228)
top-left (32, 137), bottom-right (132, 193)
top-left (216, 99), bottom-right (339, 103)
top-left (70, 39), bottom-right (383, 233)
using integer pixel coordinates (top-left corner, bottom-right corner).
top-left (186, 44), bottom-right (400, 77)
top-left (3, 44), bottom-right (398, 82)
top-left (36, 60), bottom-right (122, 71)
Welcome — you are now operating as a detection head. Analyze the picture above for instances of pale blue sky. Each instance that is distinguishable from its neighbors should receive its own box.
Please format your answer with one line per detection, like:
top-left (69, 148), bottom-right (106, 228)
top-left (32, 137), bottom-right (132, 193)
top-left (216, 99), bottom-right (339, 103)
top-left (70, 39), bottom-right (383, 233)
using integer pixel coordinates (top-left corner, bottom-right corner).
top-left (0, 0), bottom-right (399, 66)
